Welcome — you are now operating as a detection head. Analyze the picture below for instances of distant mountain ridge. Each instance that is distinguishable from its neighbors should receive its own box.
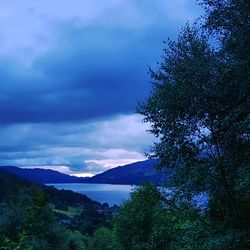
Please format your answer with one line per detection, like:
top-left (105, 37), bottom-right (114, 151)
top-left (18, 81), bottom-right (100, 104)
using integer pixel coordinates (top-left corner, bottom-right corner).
top-left (0, 166), bottom-right (88, 184)
top-left (86, 159), bottom-right (171, 185)
top-left (0, 160), bottom-right (171, 185)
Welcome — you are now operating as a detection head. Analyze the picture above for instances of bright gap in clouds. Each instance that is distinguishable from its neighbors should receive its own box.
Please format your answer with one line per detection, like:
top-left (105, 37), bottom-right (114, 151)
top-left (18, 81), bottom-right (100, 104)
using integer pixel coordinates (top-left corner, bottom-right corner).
top-left (23, 166), bottom-right (95, 177)
top-left (0, 114), bottom-right (153, 176)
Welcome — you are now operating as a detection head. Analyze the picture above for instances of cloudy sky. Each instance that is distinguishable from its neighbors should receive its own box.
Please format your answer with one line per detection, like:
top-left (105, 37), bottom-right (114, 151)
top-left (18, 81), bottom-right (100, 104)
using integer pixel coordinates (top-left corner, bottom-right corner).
top-left (0, 0), bottom-right (201, 176)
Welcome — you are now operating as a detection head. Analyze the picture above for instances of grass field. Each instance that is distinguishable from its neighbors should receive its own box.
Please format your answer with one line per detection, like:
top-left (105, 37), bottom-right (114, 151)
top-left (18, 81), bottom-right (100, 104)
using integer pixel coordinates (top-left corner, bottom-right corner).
top-left (52, 205), bottom-right (82, 217)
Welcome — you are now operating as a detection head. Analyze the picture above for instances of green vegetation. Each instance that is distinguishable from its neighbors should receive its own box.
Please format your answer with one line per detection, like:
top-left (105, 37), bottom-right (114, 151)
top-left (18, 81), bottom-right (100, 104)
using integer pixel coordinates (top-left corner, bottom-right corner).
top-left (88, 227), bottom-right (122, 250)
top-left (1, 0), bottom-right (249, 249)
top-left (52, 205), bottom-right (82, 217)
top-left (0, 170), bottom-right (106, 250)
top-left (136, 0), bottom-right (250, 248)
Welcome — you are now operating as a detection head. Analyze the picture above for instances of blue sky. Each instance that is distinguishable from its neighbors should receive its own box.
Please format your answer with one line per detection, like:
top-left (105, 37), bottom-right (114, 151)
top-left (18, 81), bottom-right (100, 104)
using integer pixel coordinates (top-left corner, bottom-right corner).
top-left (0, 0), bottom-right (201, 176)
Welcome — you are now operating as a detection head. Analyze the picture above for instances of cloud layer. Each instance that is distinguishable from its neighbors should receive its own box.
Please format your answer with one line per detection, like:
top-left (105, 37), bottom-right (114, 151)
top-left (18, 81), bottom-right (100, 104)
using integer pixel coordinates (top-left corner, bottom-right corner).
top-left (0, 114), bottom-right (154, 174)
top-left (0, 0), bottom-right (201, 174)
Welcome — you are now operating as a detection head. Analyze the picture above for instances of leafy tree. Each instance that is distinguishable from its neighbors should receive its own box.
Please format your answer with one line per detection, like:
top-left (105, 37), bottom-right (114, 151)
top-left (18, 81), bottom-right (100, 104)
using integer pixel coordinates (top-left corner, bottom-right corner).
top-left (88, 227), bottom-right (121, 250)
top-left (137, 0), bottom-right (250, 249)
top-left (0, 186), bottom-right (87, 250)
top-left (1, 231), bottom-right (32, 250)
top-left (114, 184), bottom-right (171, 250)
top-left (65, 230), bottom-right (89, 250)
top-left (138, 0), bottom-right (249, 232)
top-left (113, 184), bottom-right (214, 250)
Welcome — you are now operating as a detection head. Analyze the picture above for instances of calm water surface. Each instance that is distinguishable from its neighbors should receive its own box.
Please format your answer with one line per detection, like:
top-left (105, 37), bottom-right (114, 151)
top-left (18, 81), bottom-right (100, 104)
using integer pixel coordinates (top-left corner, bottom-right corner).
top-left (48, 183), bottom-right (208, 208)
top-left (48, 183), bottom-right (134, 206)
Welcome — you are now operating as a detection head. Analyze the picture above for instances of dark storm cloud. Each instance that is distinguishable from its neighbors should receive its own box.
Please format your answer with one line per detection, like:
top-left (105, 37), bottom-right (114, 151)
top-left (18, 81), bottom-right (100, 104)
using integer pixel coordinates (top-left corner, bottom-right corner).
top-left (0, 23), bottom-right (172, 125)
top-left (0, 0), bottom-right (202, 172)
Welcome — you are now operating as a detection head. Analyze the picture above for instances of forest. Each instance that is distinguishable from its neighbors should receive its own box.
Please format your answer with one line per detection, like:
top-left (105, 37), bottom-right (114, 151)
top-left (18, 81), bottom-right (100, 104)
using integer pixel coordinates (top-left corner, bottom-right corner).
top-left (0, 0), bottom-right (249, 249)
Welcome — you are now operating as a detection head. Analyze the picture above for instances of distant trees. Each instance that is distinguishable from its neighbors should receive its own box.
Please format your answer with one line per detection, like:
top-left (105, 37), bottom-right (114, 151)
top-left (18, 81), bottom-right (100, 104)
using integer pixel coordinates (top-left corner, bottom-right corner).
top-left (0, 175), bottom-right (91, 250)
top-left (0, 187), bottom-right (63, 249)
top-left (72, 205), bottom-right (106, 235)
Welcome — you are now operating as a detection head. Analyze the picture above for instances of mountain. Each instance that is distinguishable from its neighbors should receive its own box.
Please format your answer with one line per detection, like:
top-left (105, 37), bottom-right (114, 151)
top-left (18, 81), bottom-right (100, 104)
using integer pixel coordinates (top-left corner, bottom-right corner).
top-left (87, 159), bottom-right (171, 185)
top-left (0, 166), bottom-right (89, 184)
top-left (0, 159), bottom-right (171, 185)
top-left (0, 168), bottom-right (115, 240)
top-left (0, 168), bottom-right (95, 207)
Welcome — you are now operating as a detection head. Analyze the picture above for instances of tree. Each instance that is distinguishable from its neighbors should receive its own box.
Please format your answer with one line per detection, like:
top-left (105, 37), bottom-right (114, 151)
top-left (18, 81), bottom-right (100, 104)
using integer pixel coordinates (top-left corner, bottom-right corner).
top-left (88, 227), bottom-right (121, 250)
top-left (114, 184), bottom-right (171, 250)
top-left (138, 0), bottom-right (249, 240)
top-left (65, 230), bottom-right (89, 250)
top-left (113, 184), bottom-right (212, 250)
top-left (0, 186), bottom-right (87, 250)
top-left (71, 204), bottom-right (106, 235)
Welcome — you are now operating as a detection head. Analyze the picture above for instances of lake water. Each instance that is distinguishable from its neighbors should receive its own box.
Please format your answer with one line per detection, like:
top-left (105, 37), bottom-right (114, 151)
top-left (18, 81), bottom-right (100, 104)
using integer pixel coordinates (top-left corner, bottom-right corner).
top-left (48, 183), bottom-right (134, 206)
top-left (48, 183), bottom-right (208, 208)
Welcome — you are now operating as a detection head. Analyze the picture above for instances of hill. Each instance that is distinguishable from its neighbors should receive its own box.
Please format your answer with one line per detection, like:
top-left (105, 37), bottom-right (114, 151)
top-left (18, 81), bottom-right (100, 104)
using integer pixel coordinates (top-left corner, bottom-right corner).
top-left (0, 165), bottom-right (88, 183)
top-left (0, 160), bottom-right (171, 185)
top-left (0, 168), bottom-right (99, 209)
top-left (0, 169), bottom-right (115, 248)
top-left (87, 159), bottom-right (171, 185)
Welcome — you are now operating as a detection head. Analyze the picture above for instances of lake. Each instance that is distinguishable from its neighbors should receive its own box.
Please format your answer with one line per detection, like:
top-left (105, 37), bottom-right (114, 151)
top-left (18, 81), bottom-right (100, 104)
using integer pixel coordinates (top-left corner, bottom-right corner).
top-left (48, 183), bottom-right (208, 208)
top-left (48, 183), bottom-right (134, 206)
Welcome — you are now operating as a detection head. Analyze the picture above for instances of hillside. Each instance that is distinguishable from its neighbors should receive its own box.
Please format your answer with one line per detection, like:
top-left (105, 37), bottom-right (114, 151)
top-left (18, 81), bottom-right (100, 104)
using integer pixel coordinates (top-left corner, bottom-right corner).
top-left (0, 169), bottom-right (115, 248)
top-left (0, 168), bottom-right (100, 209)
top-left (0, 160), bottom-right (171, 185)
top-left (0, 165), bottom-right (89, 183)
top-left (87, 159), bottom-right (171, 185)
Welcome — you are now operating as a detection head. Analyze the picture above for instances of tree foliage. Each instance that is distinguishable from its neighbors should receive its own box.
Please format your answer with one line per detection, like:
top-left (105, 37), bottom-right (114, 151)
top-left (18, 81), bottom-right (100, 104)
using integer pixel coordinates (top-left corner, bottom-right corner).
top-left (114, 184), bottom-right (164, 249)
top-left (88, 227), bottom-right (121, 250)
top-left (138, 0), bottom-right (250, 234)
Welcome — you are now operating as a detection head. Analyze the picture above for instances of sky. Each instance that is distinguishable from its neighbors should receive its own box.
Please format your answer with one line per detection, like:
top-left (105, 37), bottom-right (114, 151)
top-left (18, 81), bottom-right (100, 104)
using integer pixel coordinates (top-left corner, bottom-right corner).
top-left (0, 0), bottom-right (201, 176)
